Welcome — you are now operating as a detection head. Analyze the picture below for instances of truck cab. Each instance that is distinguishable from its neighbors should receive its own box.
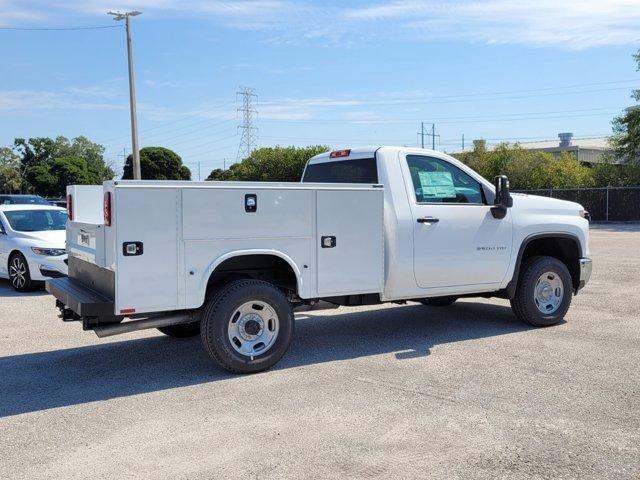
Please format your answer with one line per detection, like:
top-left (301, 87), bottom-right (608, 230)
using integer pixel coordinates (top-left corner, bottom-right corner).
top-left (47, 146), bottom-right (592, 374)
top-left (303, 147), bottom-right (590, 301)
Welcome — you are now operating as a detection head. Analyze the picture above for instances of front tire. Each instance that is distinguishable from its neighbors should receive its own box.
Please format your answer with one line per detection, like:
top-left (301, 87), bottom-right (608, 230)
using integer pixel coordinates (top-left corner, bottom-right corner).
top-left (201, 279), bottom-right (294, 374)
top-left (511, 256), bottom-right (572, 327)
top-left (8, 253), bottom-right (34, 292)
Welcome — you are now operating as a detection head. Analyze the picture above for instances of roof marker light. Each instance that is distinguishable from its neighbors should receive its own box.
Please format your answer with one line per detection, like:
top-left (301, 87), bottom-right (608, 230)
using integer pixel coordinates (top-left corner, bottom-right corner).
top-left (330, 149), bottom-right (351, 159)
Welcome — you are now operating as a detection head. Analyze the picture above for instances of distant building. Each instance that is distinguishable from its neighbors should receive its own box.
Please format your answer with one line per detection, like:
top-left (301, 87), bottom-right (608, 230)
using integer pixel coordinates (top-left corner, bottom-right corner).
top-left (461, 133), bottom-right (614, 164)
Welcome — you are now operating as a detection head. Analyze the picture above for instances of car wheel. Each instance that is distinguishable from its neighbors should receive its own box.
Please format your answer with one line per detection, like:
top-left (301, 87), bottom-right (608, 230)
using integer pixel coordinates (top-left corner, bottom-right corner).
top-left (9, 252), bottom-right (34, 292)
top-left (420, 296), bottom-right (457, 307)
top-left (157, 322), bottom-right (200, 338)
top-left (510, 255), bottom-right (572, 327)
top-left (201, 279), bottom-right (294, 374)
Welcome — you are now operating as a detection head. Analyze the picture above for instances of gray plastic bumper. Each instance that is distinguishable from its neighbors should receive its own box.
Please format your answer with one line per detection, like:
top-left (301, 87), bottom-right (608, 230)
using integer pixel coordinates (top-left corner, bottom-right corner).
top-left (578, 257), bottom-right (592, 291)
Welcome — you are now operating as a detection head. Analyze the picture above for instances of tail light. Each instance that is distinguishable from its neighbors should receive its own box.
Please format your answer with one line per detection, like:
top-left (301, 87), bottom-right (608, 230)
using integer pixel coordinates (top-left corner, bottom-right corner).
top-left (330, 149), bottom-right (351, 158)
top-left (66, 194), bottom-right (73, 220)
top-left (104, 192), bottom-right (112, 226)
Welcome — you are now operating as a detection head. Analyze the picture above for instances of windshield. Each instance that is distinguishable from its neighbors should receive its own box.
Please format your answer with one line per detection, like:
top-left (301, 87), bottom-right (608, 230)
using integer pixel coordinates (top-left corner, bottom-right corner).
top-left (0, 195), bottom-right (50, 205)
top-left (3, 210), bottom-right (67, 232)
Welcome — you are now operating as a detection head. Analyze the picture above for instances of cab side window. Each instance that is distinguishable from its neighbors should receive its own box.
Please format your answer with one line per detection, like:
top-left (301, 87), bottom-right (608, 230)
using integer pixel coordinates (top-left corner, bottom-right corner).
top-left (406, 155), bottom-right (484, 204)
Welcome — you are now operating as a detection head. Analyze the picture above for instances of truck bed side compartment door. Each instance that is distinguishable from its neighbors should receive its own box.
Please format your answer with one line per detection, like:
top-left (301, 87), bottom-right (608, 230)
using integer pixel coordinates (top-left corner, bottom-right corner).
top-left (316, 189), bottom-right (384, 297)
top-left (114, 187), bottom-right (180, 314)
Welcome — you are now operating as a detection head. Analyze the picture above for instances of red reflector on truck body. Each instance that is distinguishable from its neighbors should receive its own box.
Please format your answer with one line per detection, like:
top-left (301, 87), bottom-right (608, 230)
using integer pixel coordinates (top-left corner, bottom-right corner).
top-left (119, 308), bottom-right (135, 315)
top-left (67, 194), bottom-right (73, 220)
top-left (104, 192), bottom-right (112, 226)
top-left (330, 149), bottom-right (351, 158)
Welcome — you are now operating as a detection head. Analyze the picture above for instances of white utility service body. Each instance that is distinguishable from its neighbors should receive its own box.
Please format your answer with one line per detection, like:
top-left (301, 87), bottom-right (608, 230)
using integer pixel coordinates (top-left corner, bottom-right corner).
top-left (68, 181), bottom-right (385, 315)
top-left (47, 146), bottom-right (592, 373)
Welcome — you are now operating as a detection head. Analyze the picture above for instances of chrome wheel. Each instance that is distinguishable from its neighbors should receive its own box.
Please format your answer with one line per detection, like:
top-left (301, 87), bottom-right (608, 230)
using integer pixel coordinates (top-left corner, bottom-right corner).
top-left (9, 256), bottom-right (28, 290)
top-left (227, 300), bottom-right (280, 358)
top-left (534, 271), bottom-right (564, 314)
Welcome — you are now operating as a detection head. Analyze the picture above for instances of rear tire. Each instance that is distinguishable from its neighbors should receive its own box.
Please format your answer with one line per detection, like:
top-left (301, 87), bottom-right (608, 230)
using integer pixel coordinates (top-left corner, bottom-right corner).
top-left (420, 296), bottom-right (457, 307)
top-left (158, 322), bottom-right (200, 338)
top-left (511, 255), bottom-right (572, 327)
top-left (8, 252), bottom-right (34, 292)
top-left (201, 279), bottom-right (294, 374)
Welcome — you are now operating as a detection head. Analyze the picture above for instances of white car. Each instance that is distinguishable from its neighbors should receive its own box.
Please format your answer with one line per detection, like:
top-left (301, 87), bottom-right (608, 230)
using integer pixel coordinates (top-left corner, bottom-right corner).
top-left (0, 204), bottom-right (68, 291)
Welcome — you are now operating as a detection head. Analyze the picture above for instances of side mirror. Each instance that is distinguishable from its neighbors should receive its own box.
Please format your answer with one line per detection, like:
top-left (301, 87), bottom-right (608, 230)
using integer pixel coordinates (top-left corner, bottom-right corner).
top-left (491, 175), bottom-right (512, 219)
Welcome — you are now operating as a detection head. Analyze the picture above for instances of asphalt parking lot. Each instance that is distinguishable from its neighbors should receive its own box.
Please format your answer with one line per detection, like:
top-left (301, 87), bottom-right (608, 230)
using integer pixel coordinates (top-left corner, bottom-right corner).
top-left (1, 224), bottom-right (638, 479)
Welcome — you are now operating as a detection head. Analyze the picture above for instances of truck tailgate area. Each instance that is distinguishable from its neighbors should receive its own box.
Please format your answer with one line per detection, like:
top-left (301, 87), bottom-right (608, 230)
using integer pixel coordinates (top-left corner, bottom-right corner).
top-left (46, 276), bottom-right (113, 318)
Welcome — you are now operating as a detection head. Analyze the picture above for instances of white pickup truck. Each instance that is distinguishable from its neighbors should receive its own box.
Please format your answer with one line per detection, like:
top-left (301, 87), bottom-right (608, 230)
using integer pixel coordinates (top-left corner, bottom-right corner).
top-left (47, 146), bottom-right (592, 373)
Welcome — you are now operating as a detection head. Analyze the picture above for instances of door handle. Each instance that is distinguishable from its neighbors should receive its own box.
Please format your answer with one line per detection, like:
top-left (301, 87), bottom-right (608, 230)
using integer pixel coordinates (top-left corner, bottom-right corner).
top-left (417, 217), bottom-right (439, 224)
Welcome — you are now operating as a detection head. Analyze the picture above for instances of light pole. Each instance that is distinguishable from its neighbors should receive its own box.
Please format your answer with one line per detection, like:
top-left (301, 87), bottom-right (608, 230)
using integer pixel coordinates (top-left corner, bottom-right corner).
top-left (108, 10), bottom-right (142, 180)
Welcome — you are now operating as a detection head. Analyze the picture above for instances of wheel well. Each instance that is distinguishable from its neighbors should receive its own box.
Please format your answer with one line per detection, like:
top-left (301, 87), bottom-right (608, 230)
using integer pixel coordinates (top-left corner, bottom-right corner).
top-left (8, 249), bottom-right (23, 265)
top-left (517, 236), bottom-right (581, 291)
top-left (207, 254), bottom-right (298, 294)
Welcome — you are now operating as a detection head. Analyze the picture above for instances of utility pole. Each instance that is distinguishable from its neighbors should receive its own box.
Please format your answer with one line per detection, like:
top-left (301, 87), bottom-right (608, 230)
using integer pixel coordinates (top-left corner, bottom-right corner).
top-left (236, 87), bottom-right (258, 162)
top-left (462, 134), bottom-right (465, 151)
top-left (431, 124), bottom-right (440, 149)
top-left (198, 161), bottom-right (201, 181)
top-left (418, 122), bottom-right (439, 150)
top-left (108, 10), bottom-right (142, 179)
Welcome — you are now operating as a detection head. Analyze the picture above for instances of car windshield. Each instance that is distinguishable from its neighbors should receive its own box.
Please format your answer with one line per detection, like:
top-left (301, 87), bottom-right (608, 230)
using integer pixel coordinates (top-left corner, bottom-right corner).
top-left (0, 195), bottom-right (50, 205)
top-left (3, 210), bottom-right (67, 232)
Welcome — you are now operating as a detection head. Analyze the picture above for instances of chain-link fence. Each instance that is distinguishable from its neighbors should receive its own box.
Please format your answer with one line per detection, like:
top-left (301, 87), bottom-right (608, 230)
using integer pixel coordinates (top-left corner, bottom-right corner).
top-left (514, 187), bottom-right (640, 222)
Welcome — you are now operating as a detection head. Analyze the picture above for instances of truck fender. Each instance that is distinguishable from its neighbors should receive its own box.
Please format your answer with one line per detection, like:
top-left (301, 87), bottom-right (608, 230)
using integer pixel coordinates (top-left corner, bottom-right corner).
top-left (506, 232), bottom-right (583, 298)
top-left (197, 249), bottom-right (304, 304)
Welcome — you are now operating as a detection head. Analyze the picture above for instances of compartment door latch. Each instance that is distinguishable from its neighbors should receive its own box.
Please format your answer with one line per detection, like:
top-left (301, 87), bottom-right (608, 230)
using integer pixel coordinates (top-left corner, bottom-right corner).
top-left (123, 242), bottom-right (143, 256)
top-left (321, 236), bottom-right (336, 248)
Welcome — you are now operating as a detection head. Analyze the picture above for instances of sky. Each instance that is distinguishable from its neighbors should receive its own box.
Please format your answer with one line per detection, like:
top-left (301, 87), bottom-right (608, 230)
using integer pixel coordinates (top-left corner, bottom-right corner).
top-left (1, 0), bottom-right (639, 178)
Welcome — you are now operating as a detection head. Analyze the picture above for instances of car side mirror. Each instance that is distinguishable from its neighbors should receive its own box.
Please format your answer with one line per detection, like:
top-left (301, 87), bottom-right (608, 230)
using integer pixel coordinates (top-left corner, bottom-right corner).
top-left (491, 175), bottom-right (512, 219)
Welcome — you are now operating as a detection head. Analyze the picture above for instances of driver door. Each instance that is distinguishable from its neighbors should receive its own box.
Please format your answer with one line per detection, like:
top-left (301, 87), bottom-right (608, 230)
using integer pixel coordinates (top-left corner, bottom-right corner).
top-left (402, 154), bottom-right (512, 290)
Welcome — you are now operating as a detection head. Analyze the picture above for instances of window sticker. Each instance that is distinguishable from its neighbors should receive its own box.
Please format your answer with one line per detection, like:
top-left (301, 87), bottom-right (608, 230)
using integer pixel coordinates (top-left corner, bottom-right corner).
top-left (417, 171), bottom-right (456, 199)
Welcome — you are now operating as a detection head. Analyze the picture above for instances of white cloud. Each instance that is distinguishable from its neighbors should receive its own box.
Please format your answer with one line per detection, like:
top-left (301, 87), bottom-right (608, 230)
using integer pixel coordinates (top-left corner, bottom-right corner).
top-left (346, 0), bottom-right (640, 48)
top-left (3, 0), bottom-right (639, 48)
top-left (0, 89), bottom-right (125, 111)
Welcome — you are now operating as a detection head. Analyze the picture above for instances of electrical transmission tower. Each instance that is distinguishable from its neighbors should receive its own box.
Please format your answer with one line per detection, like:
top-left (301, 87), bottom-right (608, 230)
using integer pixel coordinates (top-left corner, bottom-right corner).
top-left (236, 87), bottom-right (258, 161)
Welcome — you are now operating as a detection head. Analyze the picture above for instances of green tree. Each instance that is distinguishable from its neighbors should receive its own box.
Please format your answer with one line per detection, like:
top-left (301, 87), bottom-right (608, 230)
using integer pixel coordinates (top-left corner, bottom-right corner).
top-left (26, 156), bottom-right (97, 197)
top-left (0, 147), bottom-right (20, 168)
top-left (207, 145), bottom-right (329, 182)
top-left (122, 147), bottom-right (191, 180)
top-left (610, 50), bottom-right (640, 164)
top-left (53, 136), bottom-right (114, 181)
top-left (455, 143), bottom-right (594, 190)
top-left (592, 156), bottom-right (640, 186)
top-left (14, 136), bottom-right (113, 193)
top-left (0, 147), bottom-right (21, 193)
top-left (0, 166), bottom-right (21, 193)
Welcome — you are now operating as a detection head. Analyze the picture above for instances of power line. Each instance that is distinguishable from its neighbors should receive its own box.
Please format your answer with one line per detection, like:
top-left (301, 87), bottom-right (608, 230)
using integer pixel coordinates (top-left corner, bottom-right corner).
top-left (262, 83), bottom-right (635, 109)
top-left (161, 126), bottom-right (237, 148)
top-left (257, 106), bottom-right (621, 126)
top-left (236, 87), bottom-right (258, 161)
top-left (96, 100), bottom-right (235, 145)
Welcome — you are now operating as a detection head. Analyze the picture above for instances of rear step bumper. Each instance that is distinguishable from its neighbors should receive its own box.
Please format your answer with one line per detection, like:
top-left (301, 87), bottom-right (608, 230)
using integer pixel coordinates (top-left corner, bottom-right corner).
top-left (46, 277), bottom-right (196, 336)
top-left (46, 277), bottom-right (114, 318)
